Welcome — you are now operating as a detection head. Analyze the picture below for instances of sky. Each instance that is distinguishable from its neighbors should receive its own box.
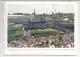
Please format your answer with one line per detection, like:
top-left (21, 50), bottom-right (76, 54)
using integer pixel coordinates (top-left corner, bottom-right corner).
top-left (7, 2), bottom-right (74, 14)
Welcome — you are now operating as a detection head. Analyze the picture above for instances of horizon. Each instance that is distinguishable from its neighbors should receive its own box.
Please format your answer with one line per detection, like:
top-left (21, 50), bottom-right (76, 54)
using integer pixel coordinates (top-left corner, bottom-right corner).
top-left (7, 2), bottom-right (74, 14)
top-left (8, 11), bottom-right (74, 15)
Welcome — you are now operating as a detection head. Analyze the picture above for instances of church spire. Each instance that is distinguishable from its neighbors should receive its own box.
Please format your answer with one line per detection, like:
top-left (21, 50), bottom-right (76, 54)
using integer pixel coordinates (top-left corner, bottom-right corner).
top-left (33, 9), bottom-right (36, 15)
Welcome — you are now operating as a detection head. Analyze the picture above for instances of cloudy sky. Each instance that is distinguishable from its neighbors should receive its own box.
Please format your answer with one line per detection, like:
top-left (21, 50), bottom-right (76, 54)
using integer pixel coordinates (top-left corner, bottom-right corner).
top-left (7, 2), bottom-right (74, 14)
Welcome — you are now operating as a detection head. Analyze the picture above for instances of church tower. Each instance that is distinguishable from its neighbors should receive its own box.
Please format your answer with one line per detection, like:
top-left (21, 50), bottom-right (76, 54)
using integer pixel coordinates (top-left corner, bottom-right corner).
top-left (33, 9), bottom-right (36, 15)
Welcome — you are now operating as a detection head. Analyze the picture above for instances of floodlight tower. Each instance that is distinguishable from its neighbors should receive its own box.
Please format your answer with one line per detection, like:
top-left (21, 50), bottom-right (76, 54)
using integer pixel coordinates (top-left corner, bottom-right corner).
top-left (53, 4), bottom-right (56, 14)
top-left (53, 4), bottom-right (57, 19)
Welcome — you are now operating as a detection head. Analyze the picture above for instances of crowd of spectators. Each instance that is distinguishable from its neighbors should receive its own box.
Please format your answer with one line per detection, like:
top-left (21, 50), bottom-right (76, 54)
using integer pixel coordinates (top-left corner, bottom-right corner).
top-left (8, 33), bottom-right (74, 48)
